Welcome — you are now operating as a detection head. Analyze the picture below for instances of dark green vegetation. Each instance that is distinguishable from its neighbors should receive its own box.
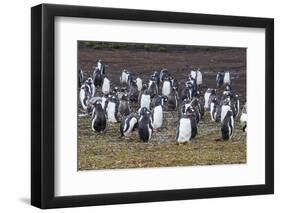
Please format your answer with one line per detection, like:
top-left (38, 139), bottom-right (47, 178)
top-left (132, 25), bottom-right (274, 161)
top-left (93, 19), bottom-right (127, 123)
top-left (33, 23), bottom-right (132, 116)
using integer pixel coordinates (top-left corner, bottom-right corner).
top-left (78, 111), bottom-right (246, 170)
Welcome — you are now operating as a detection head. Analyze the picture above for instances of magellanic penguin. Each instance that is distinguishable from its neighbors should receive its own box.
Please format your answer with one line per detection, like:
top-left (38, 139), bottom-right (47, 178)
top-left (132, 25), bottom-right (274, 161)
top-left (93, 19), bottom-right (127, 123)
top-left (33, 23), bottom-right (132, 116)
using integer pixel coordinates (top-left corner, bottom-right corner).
top-left (138, 107), bottom-right (153, 142)
top-left (151, 96), bottom-right (167, 130)
top-left (85, 77), bottom-right (96, 97)
top-left (91, 100), bottom-right (106, 133)
top-left (120, 114), bottom-right (138, 137)
top-left (105, 95), bottom-right (119, 123)
top-left (148, 77), bottom-right (158, 98)
top-left (240, 102), bottom-right (247, 132)
top-left (128, 80), bottom-right (139, 102)
top-left (118, 93), bottom-right (131, 117)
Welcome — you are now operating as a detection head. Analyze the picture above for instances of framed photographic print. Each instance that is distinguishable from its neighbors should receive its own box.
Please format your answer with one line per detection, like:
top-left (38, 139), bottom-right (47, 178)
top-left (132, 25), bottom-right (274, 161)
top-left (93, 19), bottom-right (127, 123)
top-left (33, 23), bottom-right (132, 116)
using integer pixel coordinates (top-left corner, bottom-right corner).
top-left (31, 4), bottom-right (274, 209)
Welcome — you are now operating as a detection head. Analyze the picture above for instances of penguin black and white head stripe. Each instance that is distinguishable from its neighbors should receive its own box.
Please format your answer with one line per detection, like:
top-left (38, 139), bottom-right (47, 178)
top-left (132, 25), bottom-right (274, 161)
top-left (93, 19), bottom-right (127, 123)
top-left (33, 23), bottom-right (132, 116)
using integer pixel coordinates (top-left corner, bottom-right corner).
top-left (120, 114), bottom-right (138, 137)
top-left (221, 109), bottom-right (234, 140)
top-left (138, 107), bottom-right (153, 142)
top-left (91, 100), bottom-right (107, 133)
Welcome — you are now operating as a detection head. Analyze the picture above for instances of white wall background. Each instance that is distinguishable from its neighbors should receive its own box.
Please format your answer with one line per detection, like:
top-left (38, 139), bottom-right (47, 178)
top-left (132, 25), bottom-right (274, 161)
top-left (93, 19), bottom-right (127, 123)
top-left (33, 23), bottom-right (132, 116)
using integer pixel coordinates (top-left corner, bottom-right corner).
top-left (0, 0), bottom-right (279, 212)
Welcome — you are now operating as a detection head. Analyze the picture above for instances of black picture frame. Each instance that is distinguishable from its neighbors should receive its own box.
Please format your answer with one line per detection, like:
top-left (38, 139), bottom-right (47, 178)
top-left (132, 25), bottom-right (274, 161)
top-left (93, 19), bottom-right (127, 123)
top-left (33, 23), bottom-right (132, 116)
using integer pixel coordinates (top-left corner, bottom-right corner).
top-left (31, 3), bottom-right (274, 209)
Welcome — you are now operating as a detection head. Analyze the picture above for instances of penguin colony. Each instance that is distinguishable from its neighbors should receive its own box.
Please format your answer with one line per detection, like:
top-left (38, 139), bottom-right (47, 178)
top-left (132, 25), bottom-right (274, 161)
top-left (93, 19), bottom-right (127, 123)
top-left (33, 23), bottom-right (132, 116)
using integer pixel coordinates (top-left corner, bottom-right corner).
top-left (79, 59), bottom-right (247, 144)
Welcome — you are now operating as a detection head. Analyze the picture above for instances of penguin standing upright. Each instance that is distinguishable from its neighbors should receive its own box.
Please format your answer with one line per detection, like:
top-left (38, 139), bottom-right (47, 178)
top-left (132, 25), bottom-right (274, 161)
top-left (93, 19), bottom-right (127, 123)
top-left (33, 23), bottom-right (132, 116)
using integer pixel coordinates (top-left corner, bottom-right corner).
top-left (79, 84), bottom-right (91, 110)
top-left (102, 76), bottom-right (110, 95)
top-left (105, 95), bottom-right (119, 123)
top-left (128, 80), bottom-right (139, 102)
top-left (91, 100), bottom-right (106, 133)
top-left (240, 103), bottom-right (247, 132)
top-left (136, 77), bottom-right (143, 92)
top-left (223, 71), bottom-right (231, 85)
top-left (151, 96), bottom-right (167, 130)
top-left (148, 77), bottom-right (158, 98)
top-left (162, 76), bottom-right (172, 96)
top-left (167, 87), bottom-right (178, 111)
top-left (138, 107), bottom-right (153, 142)
top-left (78, 69), bottom-right (84, 87)
top-left (118, 93), bottom-right (130, 117)
top-left (93, 67), bottom-right (103, 87)
top-left (120, 114), bottom-right (138, 137)
top-left (221, 109), bottom-right (234, 140)
top-left (176, 113), bottom-right (192, 144)
top-left (85, 77), bottom-right (95, 97)
top-left (139, 89), bottom-right (151, 110)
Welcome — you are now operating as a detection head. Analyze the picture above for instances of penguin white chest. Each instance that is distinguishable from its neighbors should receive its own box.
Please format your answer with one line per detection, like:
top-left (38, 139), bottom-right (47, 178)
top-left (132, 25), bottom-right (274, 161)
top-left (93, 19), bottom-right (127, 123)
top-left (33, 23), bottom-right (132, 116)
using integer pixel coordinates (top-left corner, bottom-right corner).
top-left (204, 92), bottom-right (211, 109)
top-left (107, 102), bottom-right (117, 122)
top-left (177, 118), bottom-right (192, 143)
top-left (162, 81), bottom-right (171, 96)
top-left (140, 95), bottom-right (151, 109)
top-left (79, 89), bottom-right (87, 110)
top-left (221, 105), bottom-right (231, 123)
top-left (136, 78), bottom-right (142, 91)
top-left (102, 78), bottom-right (110, 94)
top-left (101, 97), bottom-right (107, 109)
top-left (152, 106), bottom-right (163, 129)
top-left (224, 72), bottom-right (231, 84)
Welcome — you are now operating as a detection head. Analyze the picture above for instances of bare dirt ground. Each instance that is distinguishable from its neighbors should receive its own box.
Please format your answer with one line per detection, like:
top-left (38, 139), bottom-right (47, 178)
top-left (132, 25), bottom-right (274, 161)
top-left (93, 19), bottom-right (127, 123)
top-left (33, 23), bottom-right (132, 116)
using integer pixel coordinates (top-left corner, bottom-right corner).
top-left (78, 44), bottom-right (246, 170)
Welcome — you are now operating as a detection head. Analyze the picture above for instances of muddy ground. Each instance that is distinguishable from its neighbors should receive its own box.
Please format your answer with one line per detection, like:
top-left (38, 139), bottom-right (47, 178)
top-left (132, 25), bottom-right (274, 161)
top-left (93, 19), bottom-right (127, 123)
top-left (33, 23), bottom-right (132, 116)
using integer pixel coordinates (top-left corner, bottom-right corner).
top-left (78, 43), bottom-right (246, 170)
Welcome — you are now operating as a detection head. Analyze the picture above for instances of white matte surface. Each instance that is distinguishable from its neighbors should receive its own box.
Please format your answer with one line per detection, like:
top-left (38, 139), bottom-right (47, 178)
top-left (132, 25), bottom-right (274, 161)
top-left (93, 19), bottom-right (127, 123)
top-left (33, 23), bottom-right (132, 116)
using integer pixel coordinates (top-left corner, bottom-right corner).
top-left (55, 17), bottom-right (265, 196)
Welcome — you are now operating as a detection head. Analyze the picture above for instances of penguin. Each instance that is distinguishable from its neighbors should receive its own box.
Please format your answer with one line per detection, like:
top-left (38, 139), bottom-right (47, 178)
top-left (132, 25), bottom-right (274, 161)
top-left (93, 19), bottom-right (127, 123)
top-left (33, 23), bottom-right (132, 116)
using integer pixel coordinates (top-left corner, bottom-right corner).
top-left (152, 71), bottom-right (160, 89)
top-left (220, 98), bottom-right (232, 123)
top-left (78, 69), bottom-right (84, 87)
top-left (139, 89), bottom-right (151, 110)
top-left (105, 95), bottom-right (119, 123)
top-left (162, 76), bottom-right (172, 96)
top-left (170, 77), bottom-right (178, 91)
top-left (223, 71), bottom-right (231, 85)
top-left (136, 77), bottom-right (143, 92)
top-left (210, 97), bottom-right (218, 122)
top-left (190, 69), bottom-right (202, 86)
top-left (221, 109), bottom-right (234, 140)
top-left (138, 84), bottom-right (147, 103)
top-left (167, 87), bottom-right (178, 111)
top-left (204, 88), bottom-right (216, 110)
top-left (240, 103), bottom-right (247, 132)
top-left (102, 76), bottom-right (110, 95)
top-left (138, 107), bottom-right (153, 142)
top-left (160, 68), bottom-right (169, 82)
top-left (101, 94), bottom-right (109, 110)
top-left (120, 69), bottom-right (131, 85)
top-left (151, 96), bottom-right (167, 130)
top-left (128, 80), bottom-right (139, 102)
top-left (84, 77), bottom-right (95, 97)
top-left (176, 111), bottom-right (197, 143)
top-left (118, 93), bottom-right (131, 117)
top-left (120, 114), bottom-right (138, 137)
top-left (91, 100), bottom-right (106, 133)
top-left (79, 84), bottom-right (91, 110)
top-left (97, 59), bottom-right (105, 75)
top-left (216, 72), bottom-right (224, 88)
top-left (148, 77), bottom-right (158, 98)
top-left (93, 67), bottom-right (103, 87)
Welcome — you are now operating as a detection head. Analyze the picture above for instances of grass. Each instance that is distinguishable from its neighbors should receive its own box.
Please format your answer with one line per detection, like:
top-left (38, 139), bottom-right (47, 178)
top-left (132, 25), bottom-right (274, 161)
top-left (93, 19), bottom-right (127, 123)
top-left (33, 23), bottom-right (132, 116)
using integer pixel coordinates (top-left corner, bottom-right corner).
top-left (78, 110), bottom-right (246, 170)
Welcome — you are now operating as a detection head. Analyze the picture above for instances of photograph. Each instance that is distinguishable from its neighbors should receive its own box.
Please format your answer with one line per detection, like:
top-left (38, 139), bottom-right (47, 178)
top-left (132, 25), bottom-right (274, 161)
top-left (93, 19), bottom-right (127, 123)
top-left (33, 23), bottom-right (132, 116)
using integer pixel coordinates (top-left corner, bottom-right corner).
top-left (77, 41), bottom-right (247, 170)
